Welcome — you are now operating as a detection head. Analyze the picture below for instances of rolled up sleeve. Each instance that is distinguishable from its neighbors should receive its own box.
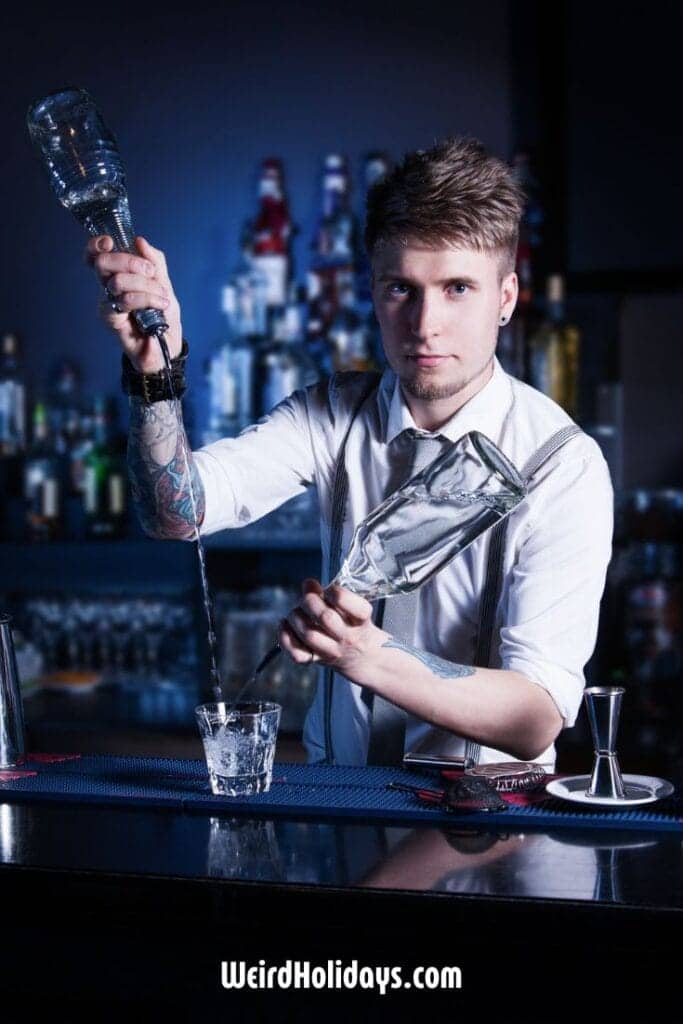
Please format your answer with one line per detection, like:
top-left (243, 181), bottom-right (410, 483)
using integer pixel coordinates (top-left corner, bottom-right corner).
top-left (193, 389), bottom-right (317, 537)
top-left (499, 445), bottom-right (614, 728)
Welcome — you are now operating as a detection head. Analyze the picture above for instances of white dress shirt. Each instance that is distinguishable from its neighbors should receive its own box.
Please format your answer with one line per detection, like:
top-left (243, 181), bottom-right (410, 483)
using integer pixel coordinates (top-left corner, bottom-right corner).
top-left (194, 358), bottom-right (614, 767)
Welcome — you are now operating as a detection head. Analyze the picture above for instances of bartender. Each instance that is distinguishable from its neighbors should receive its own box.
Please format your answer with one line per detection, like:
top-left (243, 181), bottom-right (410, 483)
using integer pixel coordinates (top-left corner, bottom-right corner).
top-left (86, 135), bottom-right (613, 768)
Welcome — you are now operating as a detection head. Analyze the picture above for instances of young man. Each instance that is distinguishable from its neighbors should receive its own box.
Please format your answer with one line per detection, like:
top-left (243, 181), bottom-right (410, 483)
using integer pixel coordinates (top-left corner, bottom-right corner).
top-left (87, 137), bottom-right (613, 768)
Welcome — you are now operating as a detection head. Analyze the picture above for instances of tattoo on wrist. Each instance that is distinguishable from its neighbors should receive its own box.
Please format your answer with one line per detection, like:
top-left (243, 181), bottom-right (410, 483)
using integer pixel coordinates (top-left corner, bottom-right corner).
top-left (382, 639), bottom-right (476, 679)
top-left (128, 398), bottom-right (205, 539)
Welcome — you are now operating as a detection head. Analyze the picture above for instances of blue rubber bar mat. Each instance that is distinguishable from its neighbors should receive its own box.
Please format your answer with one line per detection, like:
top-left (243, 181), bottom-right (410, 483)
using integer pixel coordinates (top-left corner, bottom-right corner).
top-left (1, 755), bottom-right (681, 832)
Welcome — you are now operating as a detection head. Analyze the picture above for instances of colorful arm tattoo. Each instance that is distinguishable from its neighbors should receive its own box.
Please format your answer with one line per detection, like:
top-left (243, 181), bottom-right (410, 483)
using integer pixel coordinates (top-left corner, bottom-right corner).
top-left (127, 398), bottom-right (205, 540)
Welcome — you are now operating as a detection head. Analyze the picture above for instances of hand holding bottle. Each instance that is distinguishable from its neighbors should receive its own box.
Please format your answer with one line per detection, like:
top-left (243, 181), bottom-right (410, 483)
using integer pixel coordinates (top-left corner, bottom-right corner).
top-left (278, 578), bottom-right (382, 677)
top-left (85, 234), bottom-right (183, 373)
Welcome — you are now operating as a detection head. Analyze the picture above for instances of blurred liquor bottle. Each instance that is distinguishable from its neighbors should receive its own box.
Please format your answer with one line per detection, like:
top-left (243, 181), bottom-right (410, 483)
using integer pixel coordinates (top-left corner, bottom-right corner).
top-left (304, 271), bottom-right (334, 379)
top-left (69, 404), bottom-right (94, 499)
top-left (327, 274), bottom-right (374, 373)
top-left (24, 401), bottom-right (63, 542)
top-left (83, 396), bottom-right (127, 540)
top-left (496, 236), bottom-right (536, 380)
top-left (254, 287), bottom-right (318, 418)
top-left (309, 154), bottom-right (357, 327)
top-left (0, 331), bottom-right (26, 456)
top-left (0, 331), bottom-right (26, 508)
top-left (496, 149), bottom-right (545, 380)
top-left (527, 273), bottom-right (581, 419)
top-left (46, 357), bottom-right (83, 494)
top-left (355, 151), bottom-right (391, 308)
top-left (495, 148), bottom-right (546, 381)
top-left (242, 157), bottom-right (296, 331)
top-left (357, 152), bottom-right (391, 372)
top-left (619, 538), bottom-right (682, 761)
top-left (207, 258), bottom-right (270, 442)
top-left (583, 380), bottom-right (624, 493)
top-left (204, 284), bottom-right (241, 444)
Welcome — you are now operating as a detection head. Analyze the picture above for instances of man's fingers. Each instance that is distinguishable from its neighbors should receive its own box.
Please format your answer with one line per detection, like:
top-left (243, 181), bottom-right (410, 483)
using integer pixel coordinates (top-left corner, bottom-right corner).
top-left (279, 621), bottom-right (314, 664)
top-left (300, 577), bottom-right (371, 627)
top-left (97, 296), bottom-right (134, 334)
top-left (286, 608), bottom-right (320, 646)
top-left (93, 252), bottom-right (157, 286)
top-left (84, 235), bottom-right (113, 266)
top-left (136, 236), bottom-right (168, 275)
top-left (105, 272), bottom-right (170, 306)
top-left (300, 592), bottom-right (345, 642)
top-left (106, 290), bottom-right (170, 314)
top-left (285, 609), bottom-right (339, 658)
top-left (323, 584), bottom-right (373, 624)
top-left (302, 577), bottom-right (325, 597)
top-left (279, 621), bottom-right (324, 665)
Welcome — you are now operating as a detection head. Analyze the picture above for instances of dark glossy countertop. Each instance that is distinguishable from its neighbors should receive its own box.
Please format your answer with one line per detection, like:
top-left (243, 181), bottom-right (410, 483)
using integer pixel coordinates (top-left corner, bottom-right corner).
top-left (2, 796), bottom-right (683, 907)
top-left (4, 687), bottom-right (683, 1019)
top-left (1, 771), bottom-right (682, 1020)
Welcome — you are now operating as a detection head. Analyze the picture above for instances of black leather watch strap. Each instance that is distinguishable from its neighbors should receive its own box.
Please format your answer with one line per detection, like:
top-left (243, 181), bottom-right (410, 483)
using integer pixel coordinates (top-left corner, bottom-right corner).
top-left (122, 339), bottom-right (189, 403)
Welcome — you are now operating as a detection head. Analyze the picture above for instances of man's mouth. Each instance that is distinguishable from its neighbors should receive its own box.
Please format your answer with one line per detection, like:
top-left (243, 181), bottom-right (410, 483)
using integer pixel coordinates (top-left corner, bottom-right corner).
top-left (407, 353), bottom-right (451, 368)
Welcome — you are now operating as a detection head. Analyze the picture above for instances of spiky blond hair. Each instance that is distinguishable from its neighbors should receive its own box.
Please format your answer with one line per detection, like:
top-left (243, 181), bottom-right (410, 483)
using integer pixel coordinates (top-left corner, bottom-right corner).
top-left (365, 136), bottom-right (525, 277)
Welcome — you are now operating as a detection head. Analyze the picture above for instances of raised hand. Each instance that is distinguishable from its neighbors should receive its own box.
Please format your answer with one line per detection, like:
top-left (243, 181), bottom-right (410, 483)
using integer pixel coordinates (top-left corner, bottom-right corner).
top-left (85, 234), bottom-right (183, 372)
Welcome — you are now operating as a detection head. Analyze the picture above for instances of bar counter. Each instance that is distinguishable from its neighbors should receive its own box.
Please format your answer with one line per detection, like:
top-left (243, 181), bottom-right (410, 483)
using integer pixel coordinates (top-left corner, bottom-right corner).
top-left (1, 743), bottom-right (681, 1021)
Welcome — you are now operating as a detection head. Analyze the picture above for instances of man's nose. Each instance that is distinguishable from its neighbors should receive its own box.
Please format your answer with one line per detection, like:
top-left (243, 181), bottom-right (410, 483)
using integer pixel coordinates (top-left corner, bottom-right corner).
top-left (409, 293), bottom-right (442, 340)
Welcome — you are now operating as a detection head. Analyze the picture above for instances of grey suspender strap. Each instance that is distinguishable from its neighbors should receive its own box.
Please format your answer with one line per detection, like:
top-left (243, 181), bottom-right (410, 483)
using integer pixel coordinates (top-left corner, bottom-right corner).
top-left (365, 432), bottom-right (447, 765)
top-left (466, 423), bottom-right (583, 767)
top-left (323, 372), bottom-right (382, 764)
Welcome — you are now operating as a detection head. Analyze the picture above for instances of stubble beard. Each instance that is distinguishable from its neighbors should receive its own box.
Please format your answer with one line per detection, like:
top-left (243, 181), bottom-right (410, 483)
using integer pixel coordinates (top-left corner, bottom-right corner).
top-left (399, 369), bottom-right (470, 402)
top-left (398, 352), bottom-right (496, 403)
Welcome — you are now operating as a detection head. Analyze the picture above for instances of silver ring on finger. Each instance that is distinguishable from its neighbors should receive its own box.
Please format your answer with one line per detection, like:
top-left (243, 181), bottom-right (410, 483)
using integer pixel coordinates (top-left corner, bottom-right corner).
top-left (104, 285), bottom-right (122, 313)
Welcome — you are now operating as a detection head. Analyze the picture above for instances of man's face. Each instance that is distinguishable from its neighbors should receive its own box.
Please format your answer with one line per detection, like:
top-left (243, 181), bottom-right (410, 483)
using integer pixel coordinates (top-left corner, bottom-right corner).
top-left (371, 242), bottom-right (517, 410)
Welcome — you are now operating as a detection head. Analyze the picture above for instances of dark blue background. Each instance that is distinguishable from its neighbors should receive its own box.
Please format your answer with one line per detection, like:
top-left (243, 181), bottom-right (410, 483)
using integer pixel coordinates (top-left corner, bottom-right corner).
top-left (1, 1), bottom-right (512, 435)
top-left (1, 1), bottom-right (680, 462)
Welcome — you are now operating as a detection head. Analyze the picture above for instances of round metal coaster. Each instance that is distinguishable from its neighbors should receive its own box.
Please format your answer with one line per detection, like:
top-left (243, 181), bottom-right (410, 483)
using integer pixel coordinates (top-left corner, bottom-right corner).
top-left (545, 774), bottom-right (675, 807)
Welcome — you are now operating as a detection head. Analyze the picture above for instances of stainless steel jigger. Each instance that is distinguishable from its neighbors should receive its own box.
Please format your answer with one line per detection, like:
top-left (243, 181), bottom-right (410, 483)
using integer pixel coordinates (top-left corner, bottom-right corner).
top-left (584, 686), bottom-right (626, 799)
top-left (0, 615), bottom-right (26, 768)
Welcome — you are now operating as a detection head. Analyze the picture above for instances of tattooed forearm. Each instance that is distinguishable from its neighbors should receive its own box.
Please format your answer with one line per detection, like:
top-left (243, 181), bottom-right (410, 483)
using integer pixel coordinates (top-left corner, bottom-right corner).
top-left (382, 639), bottom-right (476, 680)
top-left (127, 398), bottom-right (206, 540)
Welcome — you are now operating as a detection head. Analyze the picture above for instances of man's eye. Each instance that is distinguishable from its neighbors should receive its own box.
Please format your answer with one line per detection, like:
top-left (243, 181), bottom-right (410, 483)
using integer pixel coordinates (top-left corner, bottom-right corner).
top-left (447, 282), bottom-right (469, 295)
top-left (387, 283), bottom-right (410, 296)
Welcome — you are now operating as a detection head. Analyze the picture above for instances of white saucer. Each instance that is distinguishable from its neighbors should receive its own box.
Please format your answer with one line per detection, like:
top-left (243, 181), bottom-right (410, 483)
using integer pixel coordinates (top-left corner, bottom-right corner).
top-left (545, 774), bottom-right (675, 808)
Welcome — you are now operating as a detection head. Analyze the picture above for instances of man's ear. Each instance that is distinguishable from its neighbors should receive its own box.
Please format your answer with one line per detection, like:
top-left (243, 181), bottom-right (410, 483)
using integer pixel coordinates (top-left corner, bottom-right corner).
top-left (501, 270), bottom-right (518, 311)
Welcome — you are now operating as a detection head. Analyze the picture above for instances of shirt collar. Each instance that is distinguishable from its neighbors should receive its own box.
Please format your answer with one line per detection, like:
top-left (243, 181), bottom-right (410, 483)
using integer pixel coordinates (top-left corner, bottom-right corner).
top-left (384, 357), bottom-right (513, 444)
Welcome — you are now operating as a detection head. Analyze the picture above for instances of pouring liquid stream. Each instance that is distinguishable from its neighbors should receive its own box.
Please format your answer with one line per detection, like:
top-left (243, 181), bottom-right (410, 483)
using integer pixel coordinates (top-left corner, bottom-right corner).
top-left (153, 329), bottom-right (224, 705)
top-left (25, 93), bottom-right (226, 706)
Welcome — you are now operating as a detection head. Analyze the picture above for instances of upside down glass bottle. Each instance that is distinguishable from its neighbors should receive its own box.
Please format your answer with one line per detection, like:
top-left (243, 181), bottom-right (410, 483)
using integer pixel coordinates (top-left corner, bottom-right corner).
top-left (26, 87), bottom-right (168, 341)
